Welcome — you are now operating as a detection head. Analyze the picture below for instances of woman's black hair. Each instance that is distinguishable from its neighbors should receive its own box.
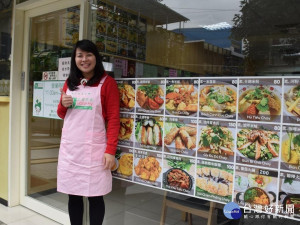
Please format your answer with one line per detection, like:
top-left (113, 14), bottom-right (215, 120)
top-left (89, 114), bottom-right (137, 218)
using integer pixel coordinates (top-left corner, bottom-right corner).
top-left (68, 39), bottom-right (105, 91)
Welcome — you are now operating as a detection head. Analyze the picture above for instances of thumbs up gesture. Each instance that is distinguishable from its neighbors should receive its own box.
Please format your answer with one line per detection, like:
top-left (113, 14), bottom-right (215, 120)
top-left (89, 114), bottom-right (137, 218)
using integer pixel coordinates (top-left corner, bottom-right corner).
top-left (60, 88), bottom-right (73, 108)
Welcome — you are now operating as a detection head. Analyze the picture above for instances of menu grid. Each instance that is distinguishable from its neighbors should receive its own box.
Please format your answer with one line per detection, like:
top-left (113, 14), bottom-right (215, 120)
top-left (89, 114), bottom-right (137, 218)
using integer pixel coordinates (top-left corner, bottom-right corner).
top-left (114, 77), bottom-right (300, 220)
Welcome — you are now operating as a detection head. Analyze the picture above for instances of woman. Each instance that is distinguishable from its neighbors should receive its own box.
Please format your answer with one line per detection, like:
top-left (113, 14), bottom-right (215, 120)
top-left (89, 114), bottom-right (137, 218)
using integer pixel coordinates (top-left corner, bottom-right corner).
top-left (57, 39), bottom-right (120, 225)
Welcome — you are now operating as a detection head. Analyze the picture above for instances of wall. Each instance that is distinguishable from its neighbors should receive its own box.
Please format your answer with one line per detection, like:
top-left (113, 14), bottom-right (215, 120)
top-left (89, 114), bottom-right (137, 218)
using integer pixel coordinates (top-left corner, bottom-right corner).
top-left (0, 97), bottom-right (9, 204)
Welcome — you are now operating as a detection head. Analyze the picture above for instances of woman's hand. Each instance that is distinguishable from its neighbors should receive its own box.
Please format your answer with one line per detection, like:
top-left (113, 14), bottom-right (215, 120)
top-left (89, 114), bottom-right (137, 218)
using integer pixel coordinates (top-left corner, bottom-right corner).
top-left (60, 88), bottom-right (73, 108)
top-left (104, 153), bottom-right (115, 170)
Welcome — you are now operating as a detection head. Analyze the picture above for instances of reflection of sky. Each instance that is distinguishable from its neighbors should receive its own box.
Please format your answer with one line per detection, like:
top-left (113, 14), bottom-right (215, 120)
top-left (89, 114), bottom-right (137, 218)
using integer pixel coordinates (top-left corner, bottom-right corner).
top-left (161, 0), bottom-right (240, 29)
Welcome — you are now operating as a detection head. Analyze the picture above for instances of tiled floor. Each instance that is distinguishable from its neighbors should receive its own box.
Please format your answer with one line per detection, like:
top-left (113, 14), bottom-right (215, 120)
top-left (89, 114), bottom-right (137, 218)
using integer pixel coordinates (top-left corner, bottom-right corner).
top-left (0, 204), bottom-right (60, 225)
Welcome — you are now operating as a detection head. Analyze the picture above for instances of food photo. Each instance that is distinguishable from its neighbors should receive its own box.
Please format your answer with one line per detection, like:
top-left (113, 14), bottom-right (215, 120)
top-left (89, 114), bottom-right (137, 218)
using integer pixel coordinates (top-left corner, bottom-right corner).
top-left (112, 148), bottom-right (134, 180)
top-left (162, 157), bottom-right (195, 194)
top-left (136, 83), bottom-right (164, 111)
top-left (238, 86), bottom-right (281, 122)
top-left (119, 118), bottom-right (134, 140)
top-left (236, 128), bottom-right (280, 161)
top-left (164, 121), bottom-right (197, 156)
top-left (133, 155), bottom-right (162, 186)
top-left (165, 81), bottom-right (198, 116)
top-left (198, 125), bottom-right (235, 158)
top-left (134, 117), bottom-right (163, 151)
top-left (279, 173), bottom-right (300, 217)
top-left (281, 131), bottom-right (300, 169)
top-left (234, 169), bottom-right (277, 208)
top-left (195, 165), bottom-right (233, 203)
top-left (283, 85), bottom-right (300, 122)
top-left (118, 82), bottom-right (135, 110)
top-left (199, 83), bottom-right (236, 118)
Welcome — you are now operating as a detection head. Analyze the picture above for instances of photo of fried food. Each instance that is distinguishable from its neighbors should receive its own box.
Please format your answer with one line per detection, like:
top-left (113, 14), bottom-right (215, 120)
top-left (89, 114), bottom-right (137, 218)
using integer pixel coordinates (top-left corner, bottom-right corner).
top-left (117, 154), bottom-right (133, 176)
top-left (118, 83), bottom-right (135, 109)
top-left (165, 82), bottom-right (198, 113)
top-left (164, 125), bottom-right (197, 150)
top-left (118, 118), bottom-right (133, 140)
top-left (134, 156), bottom-right (161, 181)
top-left (136, 119), bottom-right (162, 146)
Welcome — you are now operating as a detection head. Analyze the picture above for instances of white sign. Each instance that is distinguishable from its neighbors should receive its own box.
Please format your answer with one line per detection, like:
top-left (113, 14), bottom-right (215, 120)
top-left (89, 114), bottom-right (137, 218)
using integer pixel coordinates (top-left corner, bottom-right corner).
top-left (103, 62), bottom-right (113, 72)
top-left (42, 71), bottom-right (58, 80)
top-left (58, 57), bottom-right (71, 80)
top-left (33, 81), bottom-right (64, 119)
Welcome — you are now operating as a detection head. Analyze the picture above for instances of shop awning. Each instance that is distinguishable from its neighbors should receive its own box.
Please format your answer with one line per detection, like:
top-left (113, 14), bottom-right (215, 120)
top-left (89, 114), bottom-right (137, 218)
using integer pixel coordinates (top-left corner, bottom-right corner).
top-left (108, 0), bottom-right (189, 25)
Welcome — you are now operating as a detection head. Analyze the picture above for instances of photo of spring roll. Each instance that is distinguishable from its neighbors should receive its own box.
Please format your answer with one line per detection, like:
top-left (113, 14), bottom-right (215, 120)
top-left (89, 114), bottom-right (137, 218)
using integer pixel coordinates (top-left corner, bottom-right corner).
top-left (147, 127), bottom-right (153, 145)
top-left (164, 127), bottom-right (180, 145)
top-left (141, 126), bottom-right (147, 145)
top-left (153, 124), bottom-right (162, 146)
top-left (180, 126), bottom-right (197, 136)
top-left (179, 129), bottom-right (195, 149)
top-left (135, 118), bottom-right (163, 147)
top-left (175, 136), bottom-right (185, 149)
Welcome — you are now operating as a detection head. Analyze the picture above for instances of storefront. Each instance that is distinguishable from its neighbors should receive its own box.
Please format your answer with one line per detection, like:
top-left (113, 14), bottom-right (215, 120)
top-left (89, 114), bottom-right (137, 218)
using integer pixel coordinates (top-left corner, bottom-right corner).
top-left (1, 0), bottom-right (300, 224)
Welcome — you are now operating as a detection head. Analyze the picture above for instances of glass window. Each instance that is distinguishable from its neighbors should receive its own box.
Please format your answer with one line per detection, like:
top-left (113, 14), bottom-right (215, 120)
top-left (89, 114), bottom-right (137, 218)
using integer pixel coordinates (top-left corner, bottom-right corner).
top-left (27, 6), bottom-right (80, 212)
top-left (0, 0), bottom-right (12, 96)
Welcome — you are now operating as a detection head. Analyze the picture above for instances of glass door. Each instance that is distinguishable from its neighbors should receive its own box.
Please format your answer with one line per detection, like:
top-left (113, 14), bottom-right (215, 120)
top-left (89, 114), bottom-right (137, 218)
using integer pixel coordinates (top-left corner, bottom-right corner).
top-left (20, 1), bottom-right (84, 224)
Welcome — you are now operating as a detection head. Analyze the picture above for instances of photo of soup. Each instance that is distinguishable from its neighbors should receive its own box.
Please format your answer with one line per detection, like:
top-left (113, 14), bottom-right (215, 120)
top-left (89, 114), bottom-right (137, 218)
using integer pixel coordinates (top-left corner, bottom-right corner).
top-left (239, 86), bottom-right (281, 121)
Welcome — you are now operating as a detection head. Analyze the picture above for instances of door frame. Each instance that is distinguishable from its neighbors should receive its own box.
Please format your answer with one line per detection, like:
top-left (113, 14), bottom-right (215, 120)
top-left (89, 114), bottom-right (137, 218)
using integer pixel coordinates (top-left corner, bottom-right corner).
top-left (9, 0), bottom-right (89, 224)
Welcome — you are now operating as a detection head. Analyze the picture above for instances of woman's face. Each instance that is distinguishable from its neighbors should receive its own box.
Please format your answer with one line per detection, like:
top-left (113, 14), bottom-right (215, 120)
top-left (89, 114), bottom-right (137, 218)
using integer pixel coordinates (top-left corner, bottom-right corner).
top-left (75, 48), bottom-right (96, 79)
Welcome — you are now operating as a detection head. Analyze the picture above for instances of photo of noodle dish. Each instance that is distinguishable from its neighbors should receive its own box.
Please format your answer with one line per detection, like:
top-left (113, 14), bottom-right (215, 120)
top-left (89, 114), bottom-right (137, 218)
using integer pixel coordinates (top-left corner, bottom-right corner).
top-left (198, 125), bottom-right (234, 156)
top-left (284, 85), bottom-right (300, 118)
top-left (199, 84), bottom-right (236, 115)
top-left (237, 129), bottom-right (280, 161)
top-left (196, 166), bottom-right (233, 198)
top-left (165, 81), bottom-right (198, 116)
top-left (238, 86), bottom-right (281, 121)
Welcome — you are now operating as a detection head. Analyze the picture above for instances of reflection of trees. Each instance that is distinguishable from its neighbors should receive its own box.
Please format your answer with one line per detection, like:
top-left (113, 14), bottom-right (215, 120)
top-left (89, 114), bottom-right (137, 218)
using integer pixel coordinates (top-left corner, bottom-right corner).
top-left (231, 0), bottom-right (300, 74)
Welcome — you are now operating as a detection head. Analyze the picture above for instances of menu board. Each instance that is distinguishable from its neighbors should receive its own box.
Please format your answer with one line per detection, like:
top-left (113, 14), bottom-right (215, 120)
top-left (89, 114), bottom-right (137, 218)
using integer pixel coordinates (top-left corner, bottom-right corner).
top-left (94, 1), bottom-right (147, 60)
top-left (113, 76), bottom-right (300, 221)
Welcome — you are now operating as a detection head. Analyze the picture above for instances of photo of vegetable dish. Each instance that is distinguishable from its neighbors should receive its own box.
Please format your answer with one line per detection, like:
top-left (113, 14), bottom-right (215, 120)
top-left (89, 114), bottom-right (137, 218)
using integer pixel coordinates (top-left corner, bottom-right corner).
top-left (284, 85), bottom-right (300, 117)
top-left (282, 132), bottom-right (300, 165)
top-left (118, 83), bottom-right (135, 109)
top-left (136, 84), bottom-right (164, 110)
top-left (237, 129), bottom-right (279, 161)
top-left (134, 156), bottom-right (161, 181)
top-left (196, 167), bottom-right (233, 197)
top-left (165, 82), bottom-right (198, 114)
top-left (118, 118), bottom-right (133, 140)
top-left (198, 125), bottom-right (234, 156)
top-left (164, 125), bottom-right (197, 150)
top-left (239, 87), bottom-right (281, 120)
top-left (199, 85), bottom-right (236, 114)
top-left (135, 119), bottom-right (162, 146)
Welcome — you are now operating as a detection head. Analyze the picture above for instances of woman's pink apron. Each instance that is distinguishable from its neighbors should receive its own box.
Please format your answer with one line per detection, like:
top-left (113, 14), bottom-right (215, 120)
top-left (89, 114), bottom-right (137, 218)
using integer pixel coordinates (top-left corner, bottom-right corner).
top-left (57, 76), bottom-right (112, 196)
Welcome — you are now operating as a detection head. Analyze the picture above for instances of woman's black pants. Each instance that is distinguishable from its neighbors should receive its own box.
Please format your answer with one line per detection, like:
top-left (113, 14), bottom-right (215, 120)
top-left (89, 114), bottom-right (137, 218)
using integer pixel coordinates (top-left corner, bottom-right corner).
top-left (68, 194), bottom-right (105, 225)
